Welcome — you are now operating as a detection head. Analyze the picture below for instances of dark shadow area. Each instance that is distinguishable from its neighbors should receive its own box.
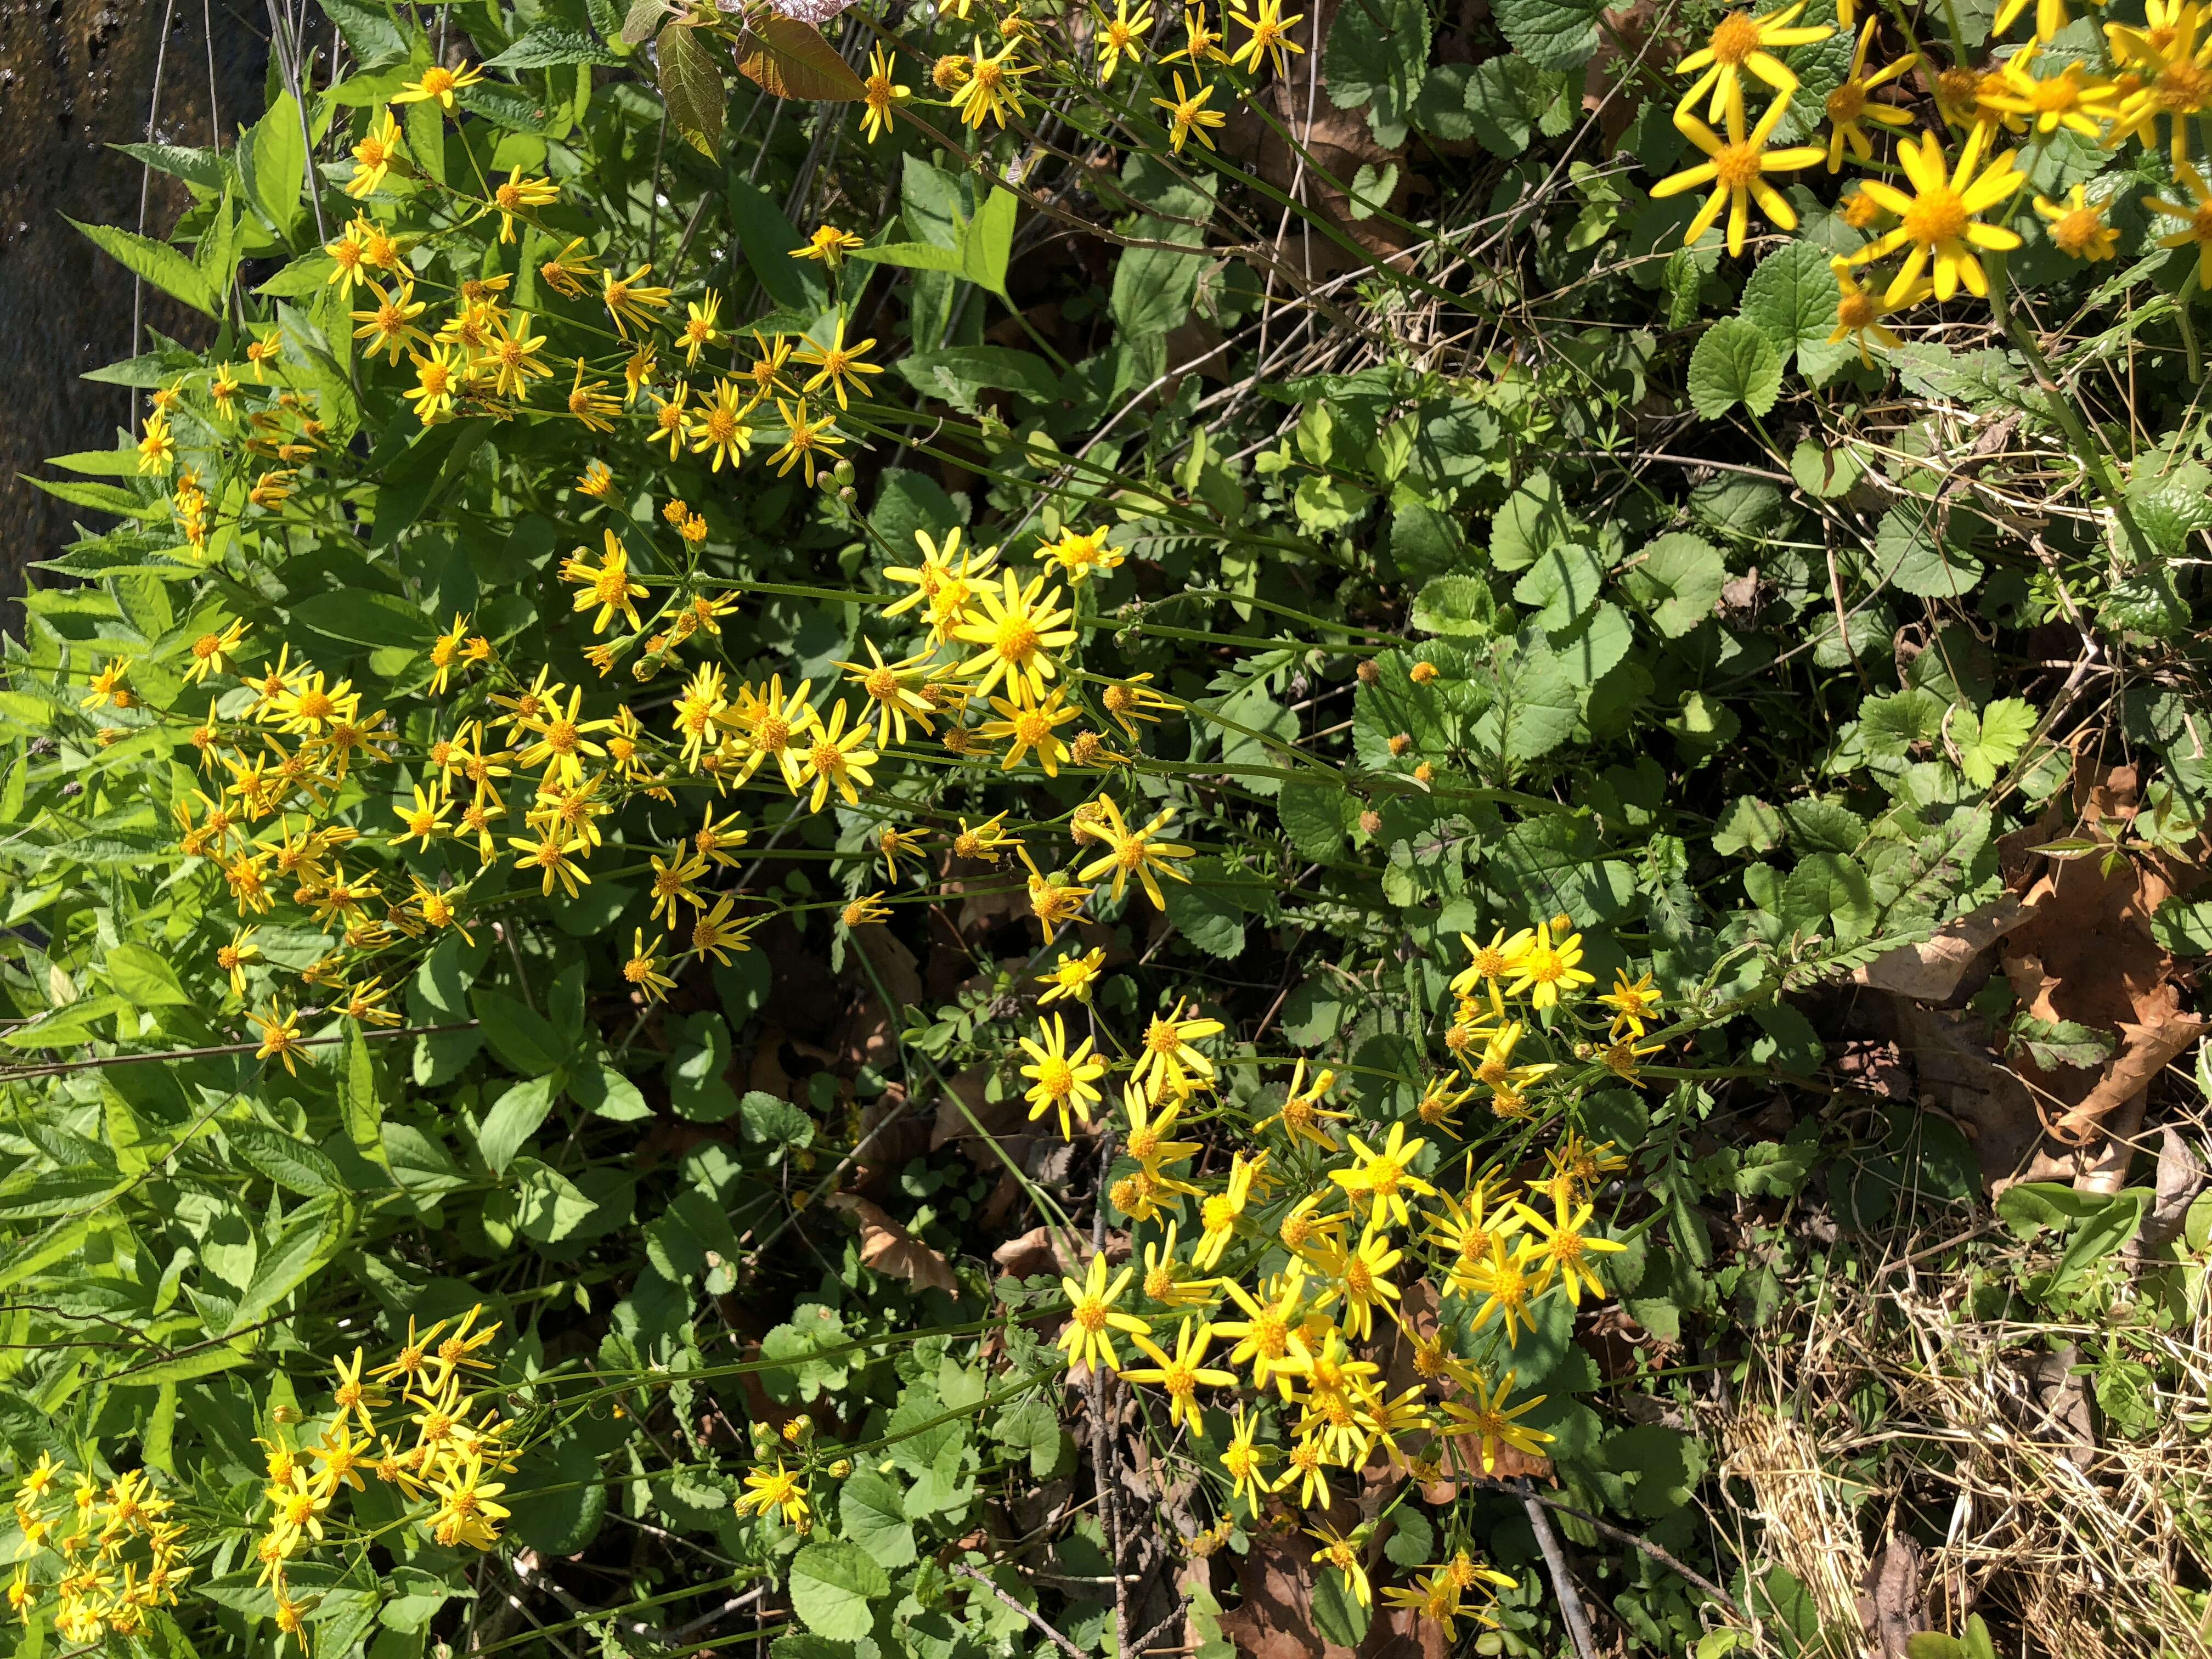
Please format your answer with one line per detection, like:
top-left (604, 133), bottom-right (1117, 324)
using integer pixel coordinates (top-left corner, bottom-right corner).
top-left (0, 0), bottom-right (268, 595)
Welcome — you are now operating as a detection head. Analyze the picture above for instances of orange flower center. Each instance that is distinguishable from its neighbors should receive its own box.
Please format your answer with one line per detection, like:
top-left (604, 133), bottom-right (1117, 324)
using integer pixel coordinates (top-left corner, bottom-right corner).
top-left (1903, 184), bottom-right (1970, 246)
top-left (1709, 13), bottom-right (1762, 64)
top-left (1712, 140), bottom-right (1764, 191)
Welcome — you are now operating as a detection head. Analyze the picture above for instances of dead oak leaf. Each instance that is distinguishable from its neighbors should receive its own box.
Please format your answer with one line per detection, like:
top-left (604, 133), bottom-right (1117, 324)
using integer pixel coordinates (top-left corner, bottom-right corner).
top-left (826, 1193), bottom-right (958, 1295)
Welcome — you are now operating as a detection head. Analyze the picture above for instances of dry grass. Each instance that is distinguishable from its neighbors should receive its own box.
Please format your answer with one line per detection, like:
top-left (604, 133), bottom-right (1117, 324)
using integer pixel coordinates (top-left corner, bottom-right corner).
top-left (1711, 1237), bottom-right (2212, 1658)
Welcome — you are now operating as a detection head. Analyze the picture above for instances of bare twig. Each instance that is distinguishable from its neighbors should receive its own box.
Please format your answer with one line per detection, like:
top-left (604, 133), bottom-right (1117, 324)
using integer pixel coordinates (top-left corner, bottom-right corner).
top-left (949, 1564), bottom-right (1089, 1659)
top-left (1519, 1479), bottom-right (1599, 1659)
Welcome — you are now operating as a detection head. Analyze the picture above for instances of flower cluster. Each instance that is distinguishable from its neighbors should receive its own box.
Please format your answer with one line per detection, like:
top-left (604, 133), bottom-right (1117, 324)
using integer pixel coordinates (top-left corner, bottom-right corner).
top-left (736, 913), bottom-right (1651, 1632)
top-left (1650, 0), bottom-right (2212, 364)
top-left (8, 1458), bottom-right (192, 1645)
top-left (250, 1307), bottom-right (512, 1641)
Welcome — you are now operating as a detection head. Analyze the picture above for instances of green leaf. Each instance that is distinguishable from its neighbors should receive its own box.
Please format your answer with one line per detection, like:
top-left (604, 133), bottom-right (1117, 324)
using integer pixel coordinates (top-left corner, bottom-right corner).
top-left (1309, 1555), bottom-right (1372, 1649)
top-left (1714, 796), bottom-right (1784, 856)
top-left (1161, 865), bottom-right (1248, 958)
top-left (337, 1024), bottom-right (390, 1170)
top-left (230, 1200), bottom-right (347, 1333)
top-left (623, 0), bottom-right (674, 43)
top-left (787, 1542), bottom-right (889, 1640)
top-left (1511, 541), bottom-right (1605, 631)
top-left (488, 26), bottom-right (623, 66)
top-left (1464, 54), bottom-right (1538, 155)
top-left (66, 217), bottom-right (219, 316)
top-left (472, 988), bottom-right (567, 1076)
top-left (659, 20), bottom-right (727, 156)
top-left (228, 1121), bottom-right (345, 1195)
top-left (736, 15), bottom-right (868, 100)
top-left (247, 94), bottom-right (308, 238)
top-left (727, 176), bottom-right (828, 315)
top-left (479, 1076), bottom-right (560, 1176)
top-left (1687, 318), bottom-right (1782, 419)
top-left (1620, 532), bottom-right (1725, 639)
top-left (1780, 852), bottom-right (1875, 944)
top-left (287, 588), bottom-right (431, 651)
top-left (319, 0), bottom-right (410, 65)
top-left (839, 1467), bottom-right (917, 1568)
top-left (2152, 895), bottom-right (2212, 956)
top-left (1739, 238), bottom-right (1842, 370)
top-left (1411, 574), bottom-right (1496, 638)
top-left (1278, 780), bottom-right (1355, 860)
top-left (1875, 501), bottom-right (1984, 599)
top-left (1492, 0), bottom-right (1606, 70)
top-left (2009, 1016), bottom-right (2117, 1071)
top-left (1325, 0), bottom-right (1430, 140)
top-left (105, 942), bottom-right (191, 1006)
top-left (741, 1090), bottom-right (814, 1149)
top-left (895, 345), bottom-right (1057, 406)
top-left (961, 188), bottom-right (1017, 297)
top-left (1953, 696), bottom-right (2036, 787)
top-left (111, 142), bottom-right (229, 192)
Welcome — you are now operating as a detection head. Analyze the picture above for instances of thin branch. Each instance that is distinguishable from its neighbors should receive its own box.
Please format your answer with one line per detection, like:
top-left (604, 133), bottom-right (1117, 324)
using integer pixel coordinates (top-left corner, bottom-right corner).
top-left (1518, 1479), bottom-right (1599, 1659)
top-left (949, 1564), bottom-right (1088, 1659)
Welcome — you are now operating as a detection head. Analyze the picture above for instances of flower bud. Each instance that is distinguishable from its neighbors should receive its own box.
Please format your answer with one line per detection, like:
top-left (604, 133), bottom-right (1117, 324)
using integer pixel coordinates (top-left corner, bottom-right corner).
top-left (1356, 659), bottom-right (1379, 685)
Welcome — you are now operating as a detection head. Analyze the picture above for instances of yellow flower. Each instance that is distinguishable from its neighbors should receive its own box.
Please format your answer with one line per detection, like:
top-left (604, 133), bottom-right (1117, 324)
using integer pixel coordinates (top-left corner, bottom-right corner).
top-left (392, 59), bottom-right (484, 111)
top-left (795, 699), bottom-right (878, 811)
top-left (1252, 1058), bottom-right (1347, 1150)
top-left (768, 398), bottom-right (845, 484)
top-left (1827, 257), bottom-right (1928, 366)
top-left (1058, 1251), bottom-right (1152, 1372)
top-left (1096, 0), bottom-right (1156, 79)
top-left (791, 224), bottom-right (865, 271)
top-left (1850, 125), bottom-right (2025, 302)
top-left (251, 1003), bottom-right (311, 1075)
top-left (793, 314), bottom-right (884, 410)
top-left (1132, 997), bottom-right (1223, 1101)
top-left (1978, 43), bottom-right (2117, 138)
top-left (1513, 1193), bottom-right (1628, 1305)
top-left (1037, 946), bottom-right (1106, 1004)
top-left (1307, 1524), bottom-right (1372, 1606)
top-left (875, 824), bottom-right (927, 882)
top-left (566, 358), bottom-right (622, 432)
top-left (1018, 845), bottom-right (1093, 941)
top-left (2108, 0), bottom-right (2212, 156)
top-left (1672, 0), bottom-right (1832, 128)
top-left (624, 929), bottom-right (677, 1002)
top-left (1190, 1150), bottom-right (1264, 1269)
top-left (565, 529), bottom-right (648, 635)
top-left (950, 570), bottom-right (1077, 706)
top-left (1140, 1220), bottom-right (1221, 1311)
top-left (601, 262), bottom-right (674, 337)
top-left (1328, 1122), bottom-right (1437, 1228)
top-left (352, 277), bottom-right (430, 365)
top-left (1214, 1271), bottom-right (1313, 1395)
top-left (1439, 1368), bottom-right (1555, 1475)
top-left (577, 459), bottom-right (615, 499)
top-left (346, 108), bottom-right (404, 198)
top-left (1120, 1317), bottom-right (1237, 1433)
top-left (2035, 184), bottom-right (2120, 261)
top-left (861, 43), bottom-right (912, 141)
top-left (1596, 970), bottom-right (1664, 1039)
top-left (952, 37), bottom-right (1034, 128)
top-left (842, 890), bottom-right (893, 928)
top-left (1153, 72), bottom-right (1227, 153)
top-left (678, 292), bottom-right (723, 366)
top-left (1305, 1218), bottom-right (1402, 1340)
top-left (687, 378), bottom-right (756, 472)
top-left (1465, 1236), bottom-right (1553, 1344)
top-left (1017, 1012), bottom-right (1109, 1137)
top-left (733, 1461), bottom-right (810, 1528)
top-left (1221, 1406), bottom-right (1275, 1509)
top-left (1824, 19), bottom-right (1917, 170)
top-left (2147, 162), bottom-right (2212, 285)
top-left (1228, 0), bottom-right (1304, 78)
top-left (1650, 96), bottom-right (1827, 257)
top-left (690, 894), bottom-right (761, 964)
top-left (491, 166), bottom-right (560, 242)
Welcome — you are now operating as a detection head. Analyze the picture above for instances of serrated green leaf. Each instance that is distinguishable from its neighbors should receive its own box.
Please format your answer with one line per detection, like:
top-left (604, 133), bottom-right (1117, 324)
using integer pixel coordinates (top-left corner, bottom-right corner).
top-left (1687, 318), bottom-right (1782, 419)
